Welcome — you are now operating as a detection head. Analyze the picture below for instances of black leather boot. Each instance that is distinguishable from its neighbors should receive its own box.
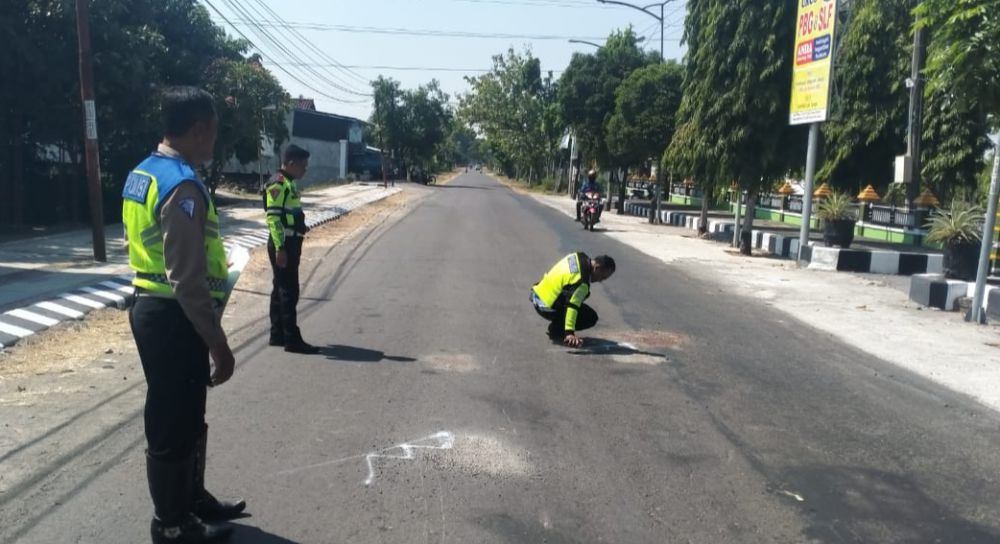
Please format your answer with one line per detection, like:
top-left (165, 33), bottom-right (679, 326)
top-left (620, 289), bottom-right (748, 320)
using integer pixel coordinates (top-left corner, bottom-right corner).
top-left (147, 452), bottom-right (232, 543)
top-left (284, 328), bottom-right (320, 354)
top-left (192, 427), bottom-right (246, 522)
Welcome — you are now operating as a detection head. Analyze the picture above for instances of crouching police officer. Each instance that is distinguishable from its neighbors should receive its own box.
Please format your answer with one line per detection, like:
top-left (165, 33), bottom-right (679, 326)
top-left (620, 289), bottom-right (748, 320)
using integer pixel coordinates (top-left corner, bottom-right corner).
top-left (123, 87), bottom-right (245, 543)
top-left (531, 252), bottom-right (616, 347)
top-left (265, 145), bottom-right (320, 354)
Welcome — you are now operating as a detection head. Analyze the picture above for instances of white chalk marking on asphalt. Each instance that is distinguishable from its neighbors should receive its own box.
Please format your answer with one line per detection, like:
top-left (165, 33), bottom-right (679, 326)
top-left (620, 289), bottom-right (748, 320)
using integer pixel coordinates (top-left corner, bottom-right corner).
top-left (0, 320), bottom-right (34, 337)
top-left (778, 490), bottom-right (805, 502)
top-left (364, 431), bottom-right (455, 486)
top-left (6, 308), bottom-right (59, 327)
top-left (80, 286), bottom-right (125, 303)
top-left (36, 301), bottom-right (85, 319)
top-left (60, 293), bottom-right (105, 309)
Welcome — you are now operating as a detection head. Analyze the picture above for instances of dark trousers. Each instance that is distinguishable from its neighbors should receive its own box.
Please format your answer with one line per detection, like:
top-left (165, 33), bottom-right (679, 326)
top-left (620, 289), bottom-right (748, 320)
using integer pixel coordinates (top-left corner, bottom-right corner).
top-left (129, 296), bottom-right (209, 462)
top-left (532, 294), bottom-right (599, 335)
top-left (268, 237), bottom-right (303, 341)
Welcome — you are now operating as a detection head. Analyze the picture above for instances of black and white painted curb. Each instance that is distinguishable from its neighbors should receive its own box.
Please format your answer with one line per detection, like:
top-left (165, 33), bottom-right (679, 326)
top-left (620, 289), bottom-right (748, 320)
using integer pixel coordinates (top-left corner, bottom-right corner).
top-left (908, 273), bottom-right (1000, 318)
top-left (626, 202), bottom-right (735, 235)
top-left (0, 189), bottom-right (400, 350)
top-left (625, 201), bottom-right (943, 275)
top-left (808, 246), bottom-right (943, 275)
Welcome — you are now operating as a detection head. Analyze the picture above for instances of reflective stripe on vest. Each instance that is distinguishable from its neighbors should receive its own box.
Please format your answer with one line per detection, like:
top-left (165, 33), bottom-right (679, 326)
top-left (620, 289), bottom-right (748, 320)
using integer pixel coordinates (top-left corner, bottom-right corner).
top-left (122, 152), bottom-right (229, 300)
top-left (531, 253), bottom-right (590, 308)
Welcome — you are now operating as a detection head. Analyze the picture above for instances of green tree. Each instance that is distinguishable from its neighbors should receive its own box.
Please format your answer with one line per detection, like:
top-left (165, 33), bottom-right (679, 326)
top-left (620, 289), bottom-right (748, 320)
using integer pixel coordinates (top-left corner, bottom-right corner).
top-left (921, 87), bottom-right (990, 203)
top-left (917, 0), bottom-right (996, 203)
top-left (368, 76), bottom-right (403, 174)
top-left (666, 0), bottom-right (804, 250)
top-left (368, 77), bottom-right (452, 179)
top-left (0, 0), bottom-right (276, 224)
top-left (202, 58), bottom-right (291, 195)
top-left (606, 61), bottom-right (684, 171)
top-left (442, 119), bottom-right (482, 168)
top-left (400, 80), bottom-right (452, 173)
top-left (460, 48), bottom-right (558, 183)
top-left (918, 0), bottom-right (1000, 116)
top-left (818, 0), bottom-right (914, 190)
top-left (558, 28), bottom-right (656, 171)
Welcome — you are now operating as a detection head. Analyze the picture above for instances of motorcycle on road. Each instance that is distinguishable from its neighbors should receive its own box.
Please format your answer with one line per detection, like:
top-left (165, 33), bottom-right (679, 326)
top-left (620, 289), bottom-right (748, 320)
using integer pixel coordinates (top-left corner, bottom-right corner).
top-left (580, 191), bottom-right (604, 231)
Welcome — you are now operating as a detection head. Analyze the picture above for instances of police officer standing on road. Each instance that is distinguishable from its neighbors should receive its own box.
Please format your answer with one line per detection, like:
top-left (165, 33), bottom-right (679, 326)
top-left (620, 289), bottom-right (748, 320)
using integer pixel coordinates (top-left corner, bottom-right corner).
top-left (265, 145), bottom-right (320, 354)
top-left (123, 87), bottom-right (245, 543)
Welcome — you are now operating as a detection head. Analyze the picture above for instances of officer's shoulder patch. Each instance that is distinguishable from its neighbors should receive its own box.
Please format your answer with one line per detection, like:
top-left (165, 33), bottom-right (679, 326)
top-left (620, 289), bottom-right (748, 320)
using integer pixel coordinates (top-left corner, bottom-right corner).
top-left (269, 186), bottom-right (282, 200)
top-left (567, 255), bottom-right (579, 274)
top-left (177, 198), bottom-right (196, 219)
top-left (122, 172), bottom-right (152, 203)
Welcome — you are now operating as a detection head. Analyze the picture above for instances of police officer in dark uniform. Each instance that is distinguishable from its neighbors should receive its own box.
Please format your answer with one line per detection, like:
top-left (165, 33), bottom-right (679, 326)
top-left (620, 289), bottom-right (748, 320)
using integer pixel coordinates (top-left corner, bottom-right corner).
top-left (123, 87), bottom-right (245, 543)
top-left (265, 145), bottom-right (320, 354)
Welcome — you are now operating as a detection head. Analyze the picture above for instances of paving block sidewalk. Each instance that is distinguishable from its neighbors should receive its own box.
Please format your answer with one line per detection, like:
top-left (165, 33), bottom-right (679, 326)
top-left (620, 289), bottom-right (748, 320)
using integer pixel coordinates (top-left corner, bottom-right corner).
top-left (0, 184), bottom-right (400, 349)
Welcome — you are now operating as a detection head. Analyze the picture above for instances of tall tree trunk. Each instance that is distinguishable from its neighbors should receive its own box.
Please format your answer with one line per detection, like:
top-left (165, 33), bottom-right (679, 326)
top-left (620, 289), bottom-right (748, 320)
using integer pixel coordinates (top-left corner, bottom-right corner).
top-left (732, 186), bottom-right (743, 248)
top-left (740, 189), bottom-right (757, 255)
top-left (617, 166), bottom-right (627, 214)
top-left (12, 113), bottom-right (24, 225)
top-left (698, 187), bottom-right (710, 235)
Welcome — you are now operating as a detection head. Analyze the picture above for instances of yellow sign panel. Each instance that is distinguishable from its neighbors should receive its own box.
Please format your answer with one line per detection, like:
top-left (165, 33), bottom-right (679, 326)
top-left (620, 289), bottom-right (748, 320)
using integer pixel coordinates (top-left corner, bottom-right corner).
top-left (789, 0), bottom-right (838, 125)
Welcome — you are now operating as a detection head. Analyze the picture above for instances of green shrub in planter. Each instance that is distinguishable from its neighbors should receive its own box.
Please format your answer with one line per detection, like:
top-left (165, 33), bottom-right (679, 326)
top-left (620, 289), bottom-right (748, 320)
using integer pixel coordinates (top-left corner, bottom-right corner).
top-left (925, 201), bottom-right (984, 281)
top-left (817, 192), bottom-right (858, 248)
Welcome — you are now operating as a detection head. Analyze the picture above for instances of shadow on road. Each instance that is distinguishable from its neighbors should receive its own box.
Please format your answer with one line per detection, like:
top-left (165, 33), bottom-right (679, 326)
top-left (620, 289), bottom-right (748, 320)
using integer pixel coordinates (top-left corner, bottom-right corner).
top-left (229, 524), bottom-right (300, 543)
top-left (786, 464), bottom-right (1000, 543)
top-left (321, 344), bottom-right (416, 363)
top-left (231, 287), bottom-right (330, 302)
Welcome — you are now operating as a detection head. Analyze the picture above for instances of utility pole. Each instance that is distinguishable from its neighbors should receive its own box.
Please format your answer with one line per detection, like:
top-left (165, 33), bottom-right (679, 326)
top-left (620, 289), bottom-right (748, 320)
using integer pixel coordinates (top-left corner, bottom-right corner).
top-left (659, 2), bottom-right (664, 61)
top-left (905, 20), bottom-right (928, 208)
top-left (75, 0), bottom-right (106, 262)
top-left (970, 136), bottom-right (1000, 324)
top-left (596, 0), bottom-right (675, 62)
top-left (375, 95), bottom-right (388, 189)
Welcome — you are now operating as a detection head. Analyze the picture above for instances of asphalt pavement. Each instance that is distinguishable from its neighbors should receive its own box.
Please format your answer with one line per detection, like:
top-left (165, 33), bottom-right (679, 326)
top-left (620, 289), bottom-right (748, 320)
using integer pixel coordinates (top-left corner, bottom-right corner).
top-left (5, 172), bottom-right (1000, 543)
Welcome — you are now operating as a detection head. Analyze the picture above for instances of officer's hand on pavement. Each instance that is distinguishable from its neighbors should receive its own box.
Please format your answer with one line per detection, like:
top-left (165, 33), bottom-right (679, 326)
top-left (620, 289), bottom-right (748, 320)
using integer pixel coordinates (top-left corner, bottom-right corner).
top-left (209, 343), bottom-right (236, 387)
top-left (564, 334), bottom-right (584, 348)
top-left (276, 249), bottom-right (288, 269)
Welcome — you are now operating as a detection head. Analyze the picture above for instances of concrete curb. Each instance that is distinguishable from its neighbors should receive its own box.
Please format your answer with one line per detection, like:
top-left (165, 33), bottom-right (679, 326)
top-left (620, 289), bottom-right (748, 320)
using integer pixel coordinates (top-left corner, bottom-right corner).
top-left (0, 188), bottom-right (400, 350)
top-left (807, 247), bottom-right (943, 275)
top-left (907, 273), bottom-right (1000, 317)
top-left (625, 201), bottom-right (942, 274)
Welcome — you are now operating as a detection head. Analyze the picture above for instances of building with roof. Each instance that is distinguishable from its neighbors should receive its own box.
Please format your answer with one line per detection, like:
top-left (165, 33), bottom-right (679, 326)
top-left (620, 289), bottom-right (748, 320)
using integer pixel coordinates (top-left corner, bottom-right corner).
top-left (224, 100), bottom-right (384, 188)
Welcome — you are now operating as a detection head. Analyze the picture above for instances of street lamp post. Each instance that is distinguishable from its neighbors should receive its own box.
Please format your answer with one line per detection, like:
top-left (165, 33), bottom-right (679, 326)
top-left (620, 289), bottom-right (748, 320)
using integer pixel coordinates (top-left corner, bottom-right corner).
top-left (568, 36), bottom-right (646, 50)
top-left (596, 0), bottom-right (678, 61)
top-left (568, 39), bottom-right (604, 49)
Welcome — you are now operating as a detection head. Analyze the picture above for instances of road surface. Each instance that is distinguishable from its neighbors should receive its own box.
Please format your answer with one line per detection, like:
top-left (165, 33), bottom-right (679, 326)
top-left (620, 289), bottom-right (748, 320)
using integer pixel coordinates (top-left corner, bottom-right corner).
top-left (4, 172), bottom-right (1000, 543)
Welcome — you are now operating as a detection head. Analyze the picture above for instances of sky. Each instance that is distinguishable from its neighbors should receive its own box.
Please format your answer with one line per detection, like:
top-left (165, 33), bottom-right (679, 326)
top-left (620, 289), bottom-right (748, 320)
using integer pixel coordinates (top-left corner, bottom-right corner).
top-left (205, 0), bottom-right (689, 121)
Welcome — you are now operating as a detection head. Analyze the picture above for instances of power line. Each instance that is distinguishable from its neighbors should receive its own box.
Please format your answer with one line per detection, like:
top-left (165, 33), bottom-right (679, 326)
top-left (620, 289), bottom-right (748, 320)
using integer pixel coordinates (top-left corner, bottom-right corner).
top-left (220, 0), bottom-right (370, 97)
top-left (245, 0), bottom-right (369, 86)
top-left (281, 62), bottom-right (566, 74)
top-left (201, 0), bottom-right (368, 104)
top-left (443, 0), bottom-right (616, 8)
top-left (217, 19), bottom-right (683, 42)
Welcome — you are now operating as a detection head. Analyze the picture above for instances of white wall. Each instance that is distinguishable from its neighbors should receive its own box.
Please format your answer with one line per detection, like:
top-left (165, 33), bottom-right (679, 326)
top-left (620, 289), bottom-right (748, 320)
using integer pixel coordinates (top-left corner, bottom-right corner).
top-left (221, 112), bottom-right (344, 189)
